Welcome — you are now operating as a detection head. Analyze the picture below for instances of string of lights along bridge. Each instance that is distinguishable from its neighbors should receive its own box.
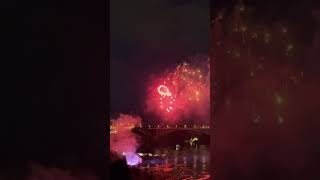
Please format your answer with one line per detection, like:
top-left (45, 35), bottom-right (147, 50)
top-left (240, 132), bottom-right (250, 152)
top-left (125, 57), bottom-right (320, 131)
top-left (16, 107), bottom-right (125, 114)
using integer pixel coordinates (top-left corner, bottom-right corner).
top-left (110, 124), bottom-right (210, 134)
top-left (144, 124), bottom-right (210, 129)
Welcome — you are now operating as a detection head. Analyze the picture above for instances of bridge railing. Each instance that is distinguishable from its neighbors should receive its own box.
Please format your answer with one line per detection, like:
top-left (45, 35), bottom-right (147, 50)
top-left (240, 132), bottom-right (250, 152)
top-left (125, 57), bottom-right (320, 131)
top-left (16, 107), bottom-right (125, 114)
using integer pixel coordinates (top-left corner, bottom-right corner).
top-left (110, 124), bottom-right (210, 131)
top-left (139, 124), bottom-right (210, 129)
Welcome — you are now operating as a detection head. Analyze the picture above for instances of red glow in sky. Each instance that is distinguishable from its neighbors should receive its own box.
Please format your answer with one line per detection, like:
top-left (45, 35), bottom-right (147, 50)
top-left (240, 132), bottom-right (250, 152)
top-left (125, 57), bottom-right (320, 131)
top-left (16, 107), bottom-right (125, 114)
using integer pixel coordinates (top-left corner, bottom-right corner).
top-left (146, 58), bottom-right (210, 123)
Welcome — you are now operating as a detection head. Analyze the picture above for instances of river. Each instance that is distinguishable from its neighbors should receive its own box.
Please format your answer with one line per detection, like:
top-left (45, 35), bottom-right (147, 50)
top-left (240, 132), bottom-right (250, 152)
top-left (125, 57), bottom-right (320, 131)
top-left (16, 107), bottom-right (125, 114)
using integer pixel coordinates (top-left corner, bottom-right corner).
top-left (135, 145), bottom-right (210, 179)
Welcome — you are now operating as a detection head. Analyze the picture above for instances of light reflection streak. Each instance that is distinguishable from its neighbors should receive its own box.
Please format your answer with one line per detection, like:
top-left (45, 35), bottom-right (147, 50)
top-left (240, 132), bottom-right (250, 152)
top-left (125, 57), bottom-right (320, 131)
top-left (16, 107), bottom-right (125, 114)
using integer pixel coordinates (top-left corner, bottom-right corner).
top-left (136, 146), bottom-right (209, 179)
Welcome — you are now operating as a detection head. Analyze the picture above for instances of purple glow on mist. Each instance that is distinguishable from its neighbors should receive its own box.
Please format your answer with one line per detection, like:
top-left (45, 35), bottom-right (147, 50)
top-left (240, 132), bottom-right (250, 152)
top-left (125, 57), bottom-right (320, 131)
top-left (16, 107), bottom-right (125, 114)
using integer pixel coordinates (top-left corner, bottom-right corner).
top-left (125, 153), bottom-right (142, 166)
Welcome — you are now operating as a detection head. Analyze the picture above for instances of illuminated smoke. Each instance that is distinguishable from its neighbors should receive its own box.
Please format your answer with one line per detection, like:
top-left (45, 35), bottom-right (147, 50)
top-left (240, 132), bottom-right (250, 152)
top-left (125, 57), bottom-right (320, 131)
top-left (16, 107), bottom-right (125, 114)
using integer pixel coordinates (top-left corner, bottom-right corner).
top-left (110, 114), bottom-right (142, 166)
top-left (124, 152), bottom-right (143, 166)
top-left (146, 56), bottom-right (210, 123)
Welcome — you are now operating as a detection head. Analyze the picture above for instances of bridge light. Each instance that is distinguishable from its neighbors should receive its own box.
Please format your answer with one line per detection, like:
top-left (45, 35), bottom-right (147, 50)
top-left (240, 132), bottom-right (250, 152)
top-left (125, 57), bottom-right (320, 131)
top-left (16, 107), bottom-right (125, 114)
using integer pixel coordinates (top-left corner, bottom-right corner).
top-left (184, 124), bottom-right (187, 128)
top-left (148, 125), bottom-right (151, 128)
top-left (157, 125), bottom-right (160, 128)
top-left (176, 125), bottom-right (178, 128)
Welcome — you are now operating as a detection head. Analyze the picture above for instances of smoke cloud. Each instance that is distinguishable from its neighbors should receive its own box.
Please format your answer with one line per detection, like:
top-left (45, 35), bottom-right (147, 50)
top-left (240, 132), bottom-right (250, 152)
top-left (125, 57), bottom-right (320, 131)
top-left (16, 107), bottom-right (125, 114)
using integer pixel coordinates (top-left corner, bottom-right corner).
top-left (110, 114), bottom-right (142, 166)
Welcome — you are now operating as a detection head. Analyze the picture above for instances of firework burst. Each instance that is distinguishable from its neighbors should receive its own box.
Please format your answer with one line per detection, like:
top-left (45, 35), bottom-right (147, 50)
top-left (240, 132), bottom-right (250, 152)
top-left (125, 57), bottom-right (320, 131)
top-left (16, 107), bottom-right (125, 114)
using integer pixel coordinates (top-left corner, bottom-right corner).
top-left (146, 56), bottom-right (210, 123)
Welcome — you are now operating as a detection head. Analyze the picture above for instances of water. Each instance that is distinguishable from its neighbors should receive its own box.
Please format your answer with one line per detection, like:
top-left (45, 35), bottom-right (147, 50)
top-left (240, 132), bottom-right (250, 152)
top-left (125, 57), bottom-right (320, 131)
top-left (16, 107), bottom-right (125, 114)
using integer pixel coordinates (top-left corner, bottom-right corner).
top-left (137, 145), bottom-right (210, 179)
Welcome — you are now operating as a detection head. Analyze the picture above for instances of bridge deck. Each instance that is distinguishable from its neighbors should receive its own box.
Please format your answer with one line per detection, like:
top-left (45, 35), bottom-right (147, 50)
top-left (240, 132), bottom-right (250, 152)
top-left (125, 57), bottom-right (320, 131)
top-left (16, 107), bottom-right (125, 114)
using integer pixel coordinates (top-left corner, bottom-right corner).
top-left (146, 128), bottom-right (210, 130)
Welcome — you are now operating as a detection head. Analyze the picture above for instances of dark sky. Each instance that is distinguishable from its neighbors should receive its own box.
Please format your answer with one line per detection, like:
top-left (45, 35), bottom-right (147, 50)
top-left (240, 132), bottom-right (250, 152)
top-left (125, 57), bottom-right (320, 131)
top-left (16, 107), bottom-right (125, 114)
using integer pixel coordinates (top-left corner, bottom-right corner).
top-left (0, 0), bottom-right (107, 178)
top-left (110, 0), bottom-right (209, 116)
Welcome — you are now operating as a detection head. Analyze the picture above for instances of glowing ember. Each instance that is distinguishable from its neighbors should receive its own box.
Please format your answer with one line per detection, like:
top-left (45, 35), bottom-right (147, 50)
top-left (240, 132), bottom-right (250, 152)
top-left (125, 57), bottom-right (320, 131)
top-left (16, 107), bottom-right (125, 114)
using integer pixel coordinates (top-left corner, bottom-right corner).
top-left (157, 84), bottom-right (176, 113)
top-left (157, 85), bottom-right (172, 96)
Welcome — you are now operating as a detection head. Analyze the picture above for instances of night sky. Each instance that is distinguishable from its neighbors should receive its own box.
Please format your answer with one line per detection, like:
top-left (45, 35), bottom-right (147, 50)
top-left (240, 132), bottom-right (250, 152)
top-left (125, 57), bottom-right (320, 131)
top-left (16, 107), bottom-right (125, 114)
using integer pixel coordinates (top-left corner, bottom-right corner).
top-left (0, 0), bottom-right (107, 179)
top-left (110, 0), bottom-right (209, 116)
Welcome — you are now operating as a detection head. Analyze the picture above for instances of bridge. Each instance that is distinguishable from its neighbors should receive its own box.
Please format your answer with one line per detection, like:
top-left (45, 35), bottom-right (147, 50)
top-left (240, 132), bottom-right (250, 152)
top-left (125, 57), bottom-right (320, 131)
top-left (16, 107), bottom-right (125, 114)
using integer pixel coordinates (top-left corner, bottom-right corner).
top-left (110, 123), bottom-right (210, 137)
top-left (138, 125), bottom-right (210, 137)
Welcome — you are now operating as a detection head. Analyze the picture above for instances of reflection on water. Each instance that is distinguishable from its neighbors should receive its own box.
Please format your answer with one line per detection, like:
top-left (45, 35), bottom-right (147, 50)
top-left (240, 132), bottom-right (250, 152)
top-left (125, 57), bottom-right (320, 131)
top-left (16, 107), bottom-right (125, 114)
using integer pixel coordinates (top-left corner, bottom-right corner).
top-left (138, 145), bottom-right (210, 179)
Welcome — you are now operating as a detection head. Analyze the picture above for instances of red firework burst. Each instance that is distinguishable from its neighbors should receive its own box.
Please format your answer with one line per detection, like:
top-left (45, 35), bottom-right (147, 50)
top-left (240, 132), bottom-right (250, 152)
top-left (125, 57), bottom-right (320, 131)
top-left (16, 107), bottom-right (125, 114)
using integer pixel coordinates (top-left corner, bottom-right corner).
top-left (146, 58), bottom-right (210, 122)
top-left (157, 84), bottom-right (176, 113)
